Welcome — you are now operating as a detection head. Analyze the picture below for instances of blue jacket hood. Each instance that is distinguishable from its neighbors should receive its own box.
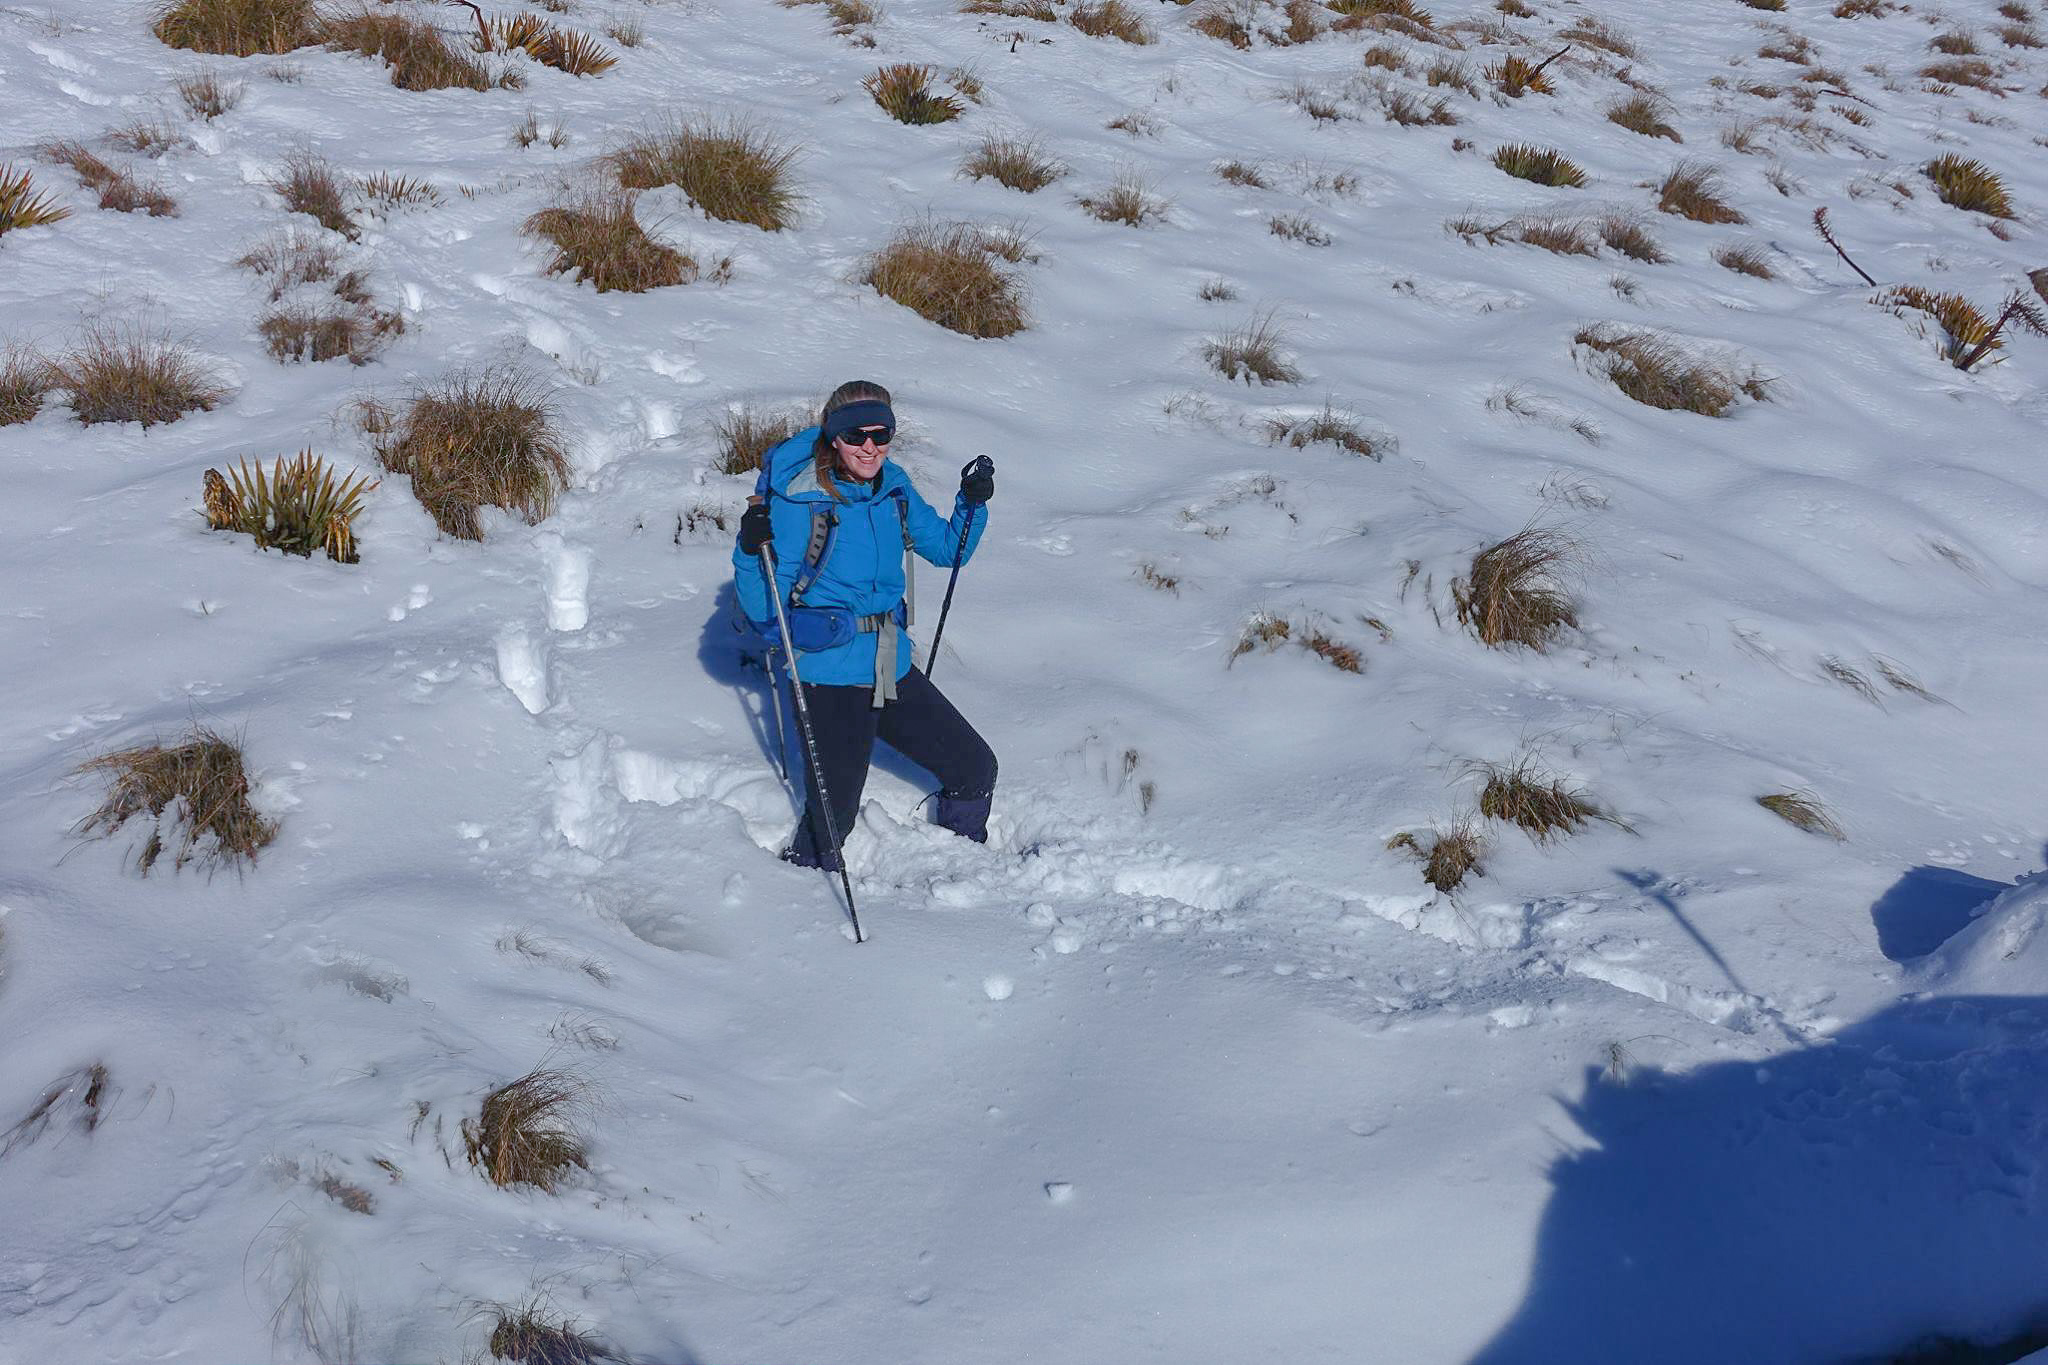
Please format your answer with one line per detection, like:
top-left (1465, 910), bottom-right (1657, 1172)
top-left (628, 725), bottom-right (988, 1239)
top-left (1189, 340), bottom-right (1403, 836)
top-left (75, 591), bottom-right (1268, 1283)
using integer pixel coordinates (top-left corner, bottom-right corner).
top-left (758, 428), bottom-right (909, 505)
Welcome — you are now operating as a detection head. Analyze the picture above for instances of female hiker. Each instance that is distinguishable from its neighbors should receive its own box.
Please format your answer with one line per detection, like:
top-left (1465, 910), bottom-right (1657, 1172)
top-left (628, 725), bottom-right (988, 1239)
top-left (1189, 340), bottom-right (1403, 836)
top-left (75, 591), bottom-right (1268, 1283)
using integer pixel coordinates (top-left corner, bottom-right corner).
top-left (732, 381), bottom-right (997, 871)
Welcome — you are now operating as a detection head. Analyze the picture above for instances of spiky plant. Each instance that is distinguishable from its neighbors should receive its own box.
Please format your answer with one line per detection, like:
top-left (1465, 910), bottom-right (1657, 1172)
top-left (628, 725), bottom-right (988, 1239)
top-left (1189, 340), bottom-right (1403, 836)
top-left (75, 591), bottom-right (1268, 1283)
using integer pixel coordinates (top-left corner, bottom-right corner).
top-left (1924, 154), bottom-right (2014, 217)
top-left (203, 451), bottom-right (379, 562)
top-left (1, 164), bottom-right (70, 236)
top-left (1492, 144), bottom-right (1587, 187)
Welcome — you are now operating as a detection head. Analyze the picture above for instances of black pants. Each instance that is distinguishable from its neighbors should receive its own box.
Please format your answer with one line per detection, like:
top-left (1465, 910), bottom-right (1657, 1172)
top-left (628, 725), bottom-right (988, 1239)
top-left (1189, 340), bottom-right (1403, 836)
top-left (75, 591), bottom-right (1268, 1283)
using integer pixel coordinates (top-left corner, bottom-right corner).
top-left (787, 666), bottom-right (997, 868)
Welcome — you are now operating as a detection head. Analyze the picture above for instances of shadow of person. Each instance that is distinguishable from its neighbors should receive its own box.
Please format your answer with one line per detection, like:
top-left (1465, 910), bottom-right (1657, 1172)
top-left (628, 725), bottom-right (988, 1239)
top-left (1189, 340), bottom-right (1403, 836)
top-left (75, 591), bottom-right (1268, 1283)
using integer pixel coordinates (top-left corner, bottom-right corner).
top-left (1468, 995), bottom-right (2048, 1365)
top-left (1870, 867), bottom-right (2013, 962)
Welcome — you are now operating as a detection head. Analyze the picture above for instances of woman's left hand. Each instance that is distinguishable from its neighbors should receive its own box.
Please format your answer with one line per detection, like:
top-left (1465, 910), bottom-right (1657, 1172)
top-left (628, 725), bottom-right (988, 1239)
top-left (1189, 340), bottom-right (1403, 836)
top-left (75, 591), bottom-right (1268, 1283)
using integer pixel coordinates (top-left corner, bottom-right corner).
top-left (960, 456), bottom-right (995, 506)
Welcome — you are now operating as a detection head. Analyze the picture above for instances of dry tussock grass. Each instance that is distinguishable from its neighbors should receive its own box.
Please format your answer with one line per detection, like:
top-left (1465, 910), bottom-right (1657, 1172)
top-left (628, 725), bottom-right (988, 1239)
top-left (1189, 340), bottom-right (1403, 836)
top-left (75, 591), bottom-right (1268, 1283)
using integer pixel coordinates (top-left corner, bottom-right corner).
top-left (1655, 160), bottom-right (1746, 222)
top-left (1330, 0), bottom-right (1434, 23)
top-left (1757, 791), bottom-right (1843, 839)
top-left (1449, 211), bottom-right (1596, 256)
top-left (51, 325), bottom-right (225, 427)
top-left (1189, 0), bottom-right (1253, 49)
top-left (462, 1067), bottom-right (592, 1192)
top-left (320, 8), bottom-right (497, 90)
top-left (962, 134), bottom-right (1061, 192)
top-left (1360, 42), bottom-right (1408, 72)
top-left (1377, 82), bottom-right (1458, 126)
top-left (1198, 278), bottom-right (1238, 301)
top-left (1608, 93), bottom-right (1681, 141)
top-left (1265, 401), bottom-right (1383, 457)
top-left (1426, 58), bottom-right (1480, 96)
top-left (1452, 526), bottom-right (1580, 651)
top-left (525, 188), bottom-right (695, 292)
top-left (1229, 613), bottom-right (1364, 673)
top-left (1832, 0), bottom-right (1884, 13)
top-left (605, 15), bottom-right (644, 46)
top-left (360, 172), bottom-right (440, 209)
top-left (176, 70), bottom-right (243, 118)
top-left (1493, 143), bottom-right (1585, 187)
top-left (258, 302), bottom-right (403, 364)
top-left (1740, 0), bottom-right (1787, 8)
top-left (1929, 28), bottom-right (1978, 55)
top-left (1560, 17), bottom-right (1636, 58)
top-left (1, 164), bottom-right (70, 235)
top-left (153, 0), bottom-right (318, 54)
top-left (860, 221), bottom-right (1029, 338)
top-left (1473, 754), bottom-right (1625, 843)
top-left (961, 0), bottom-right (1058, 17)
top-left (1713, 241), bottom-right (1776, 279)
top-left (1, 348), bottom-right (56, 426)
top-left (482, 1297), bottom-right (621, 1364)
top-left (237, 229), bottom-right (342, 297)
top-left (1079, 171), bottom-right (1167, 226)
top-left (714, 403), bottom-right (807, 475)
top-left (3, 1063), bottom-right (113, 1158)
top-left (204, 452), bottom-right (378, 561)
top-left (1924, 154), bottom-right (2013, 217)
top-left (1205, 311), bottom-right (1300, 385)
top-left (612, 117), bottom-right (800, 230)
top-left (1598, 213), bottom-right (1668, 263)
top-left (2000, 22), bottom-right (2045, 45)
top-left (368, 367), bottom-right (571, 539)
top-left (44, 143), bottom-right (176, 217)
top-left (1388, 823), bottom-right (1486, 894)
top-left (1920, 57), bottom-right (2002, 91)
top-left (272, 150), bottom-right (357, 238)
top-left (864, 63), bottom-right (963, 123)
top-left (1268, 213), bottom-right (1331, 244)
top-left (1575, 326), bottom-right (1769, 415)
top-left (1070, 0), bottom-right (1153, 41)
top-left (1216, 159), bottom-right (1269, 188)
top-left (76, 729), bottom-right (276, 873)
top-left (108, 118), bottom-right (188, 158)
top-left (1277, 0), bottom-right (1325, 44)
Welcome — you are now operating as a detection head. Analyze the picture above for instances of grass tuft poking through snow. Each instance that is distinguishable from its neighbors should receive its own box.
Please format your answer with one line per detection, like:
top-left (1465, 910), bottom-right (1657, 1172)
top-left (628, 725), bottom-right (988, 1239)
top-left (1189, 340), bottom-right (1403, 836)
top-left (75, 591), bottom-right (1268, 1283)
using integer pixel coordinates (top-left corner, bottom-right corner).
top-left (320, 7), bottom-right (499, 91)
top-left (1574, 325), bottom-right (1769, 415)
top-left (525, 187), bottom-right (696, 293)
top-left (864, 63), bottom-right (964, 124)
top-left (1, 164), bottom-right (70, 235)
top-left (51, 324), bottom-right (225, 427)
top-left (1265, 402), bottom-right (1383, 457)
top-left (1070, 0), bottom-right (1154, 42)
top-left (1655, 160), bottom-right (1746, 223)
top-left (366, 367), bottom-right (572, 540)
top-left (1923, 154), bottom-right (2015, 218)
top-left (1472, 753), bottom-right (1627, 843)
top-left (43, 143), bottom-right (177, 217)
top-left (2, 1063), bottom-right (113, 1157)
top-left (860, 220), bottom-right (1030, 337)
top-left (1757, 791), bottom-right (1845, 840)
top-left (1205, 310), bottom-right (1301, 385)
top-left (1492, 143), bottom-right (1587, 187)
top-left (482, 1295), bottom-right (622, 1364)
top-left (175, 70), bottom-right (243, 118)
top-left (75, 729), bottom-right (277, 874)
top-left (715, 403), bottom-right (809, 475)
top-left (1388, 822), bottom-right (1486, 893)
top-left (1079, 170), bottom-right (1169, 226)
top-left (202, 452), bottom-right (379, 562)
top-left (1452, 526), bottom-right (1581, 651)
top-left (0, 347), bottom-right (56, 425)
top-left (462, 1067), bottom-right (593, 1192)
top-left (611, 117), bottom-right (801, 231)
top-left (1607, 93), bottom-right (1682, 141)
top-left (962, 134), bottom-right (1063, 192)
top-left (271, 150), bottom-right (357, 239)
top-left (152, 0), bottom-right (318, 55)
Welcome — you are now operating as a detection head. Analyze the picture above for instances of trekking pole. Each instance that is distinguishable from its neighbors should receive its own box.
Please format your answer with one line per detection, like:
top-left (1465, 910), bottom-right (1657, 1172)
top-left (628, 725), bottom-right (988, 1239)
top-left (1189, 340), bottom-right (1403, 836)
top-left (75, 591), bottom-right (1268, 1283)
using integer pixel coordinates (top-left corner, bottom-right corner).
top-left (757, 541), bottom-right (864, 943)
top-left (925, 457), bottom-right (992, 681)
top-left (760, 645), bottom-right (789, 782)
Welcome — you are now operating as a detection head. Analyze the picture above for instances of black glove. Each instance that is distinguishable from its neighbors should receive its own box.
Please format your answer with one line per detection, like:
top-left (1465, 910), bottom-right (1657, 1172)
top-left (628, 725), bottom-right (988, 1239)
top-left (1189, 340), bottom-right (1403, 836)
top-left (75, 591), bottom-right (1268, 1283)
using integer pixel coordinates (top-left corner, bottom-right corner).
top-left (959, 456), bottom-right (994, 507)
top-left (738, 501), bottom-right (774, 556)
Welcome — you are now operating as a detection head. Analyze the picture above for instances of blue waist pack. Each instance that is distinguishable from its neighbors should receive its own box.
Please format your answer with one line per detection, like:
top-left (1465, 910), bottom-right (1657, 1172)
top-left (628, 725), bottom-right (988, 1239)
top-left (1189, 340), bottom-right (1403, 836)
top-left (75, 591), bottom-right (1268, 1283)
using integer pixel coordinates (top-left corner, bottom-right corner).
top-left (746, 602), bottom-right (906, 653)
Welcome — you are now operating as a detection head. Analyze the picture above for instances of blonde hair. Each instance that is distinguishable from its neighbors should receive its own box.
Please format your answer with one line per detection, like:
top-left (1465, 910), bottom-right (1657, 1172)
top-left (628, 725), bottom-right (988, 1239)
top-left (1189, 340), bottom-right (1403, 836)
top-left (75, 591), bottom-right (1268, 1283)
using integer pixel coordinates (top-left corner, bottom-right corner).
top-left (811, 379), bottom-right (892, 503)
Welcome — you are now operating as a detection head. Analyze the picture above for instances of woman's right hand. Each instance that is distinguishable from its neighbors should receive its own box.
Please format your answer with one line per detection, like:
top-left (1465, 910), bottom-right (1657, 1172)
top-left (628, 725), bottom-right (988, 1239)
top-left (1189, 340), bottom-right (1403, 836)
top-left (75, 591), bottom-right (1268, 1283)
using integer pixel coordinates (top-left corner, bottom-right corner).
top-left (738, 501), bottom-right (774, 556)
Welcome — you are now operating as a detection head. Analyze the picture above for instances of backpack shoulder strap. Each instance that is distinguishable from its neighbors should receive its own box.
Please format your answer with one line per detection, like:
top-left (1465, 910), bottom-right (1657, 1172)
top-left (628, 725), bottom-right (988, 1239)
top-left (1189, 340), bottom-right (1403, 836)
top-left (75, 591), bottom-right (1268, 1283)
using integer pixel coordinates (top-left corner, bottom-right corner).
top-left (788, 503), bottom-right (836, 607)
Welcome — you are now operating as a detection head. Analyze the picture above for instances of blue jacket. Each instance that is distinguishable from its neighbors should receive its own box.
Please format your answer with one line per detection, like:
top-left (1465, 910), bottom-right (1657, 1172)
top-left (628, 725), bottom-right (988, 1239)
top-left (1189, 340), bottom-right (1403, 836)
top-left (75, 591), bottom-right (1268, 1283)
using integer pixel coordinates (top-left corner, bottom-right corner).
top-left (732, 429), bottom-right (988, 687)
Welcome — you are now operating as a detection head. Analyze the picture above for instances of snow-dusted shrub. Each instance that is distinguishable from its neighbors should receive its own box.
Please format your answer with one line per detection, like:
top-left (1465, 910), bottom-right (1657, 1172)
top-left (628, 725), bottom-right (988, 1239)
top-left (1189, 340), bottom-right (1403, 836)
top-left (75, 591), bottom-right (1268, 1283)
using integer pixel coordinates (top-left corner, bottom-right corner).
top-left (1607, 93), bottom-right (1681, 141)
top-left (153, 0), bottom-right (318, 55)
top-left (51, 325), bottom-right (225, 427)
top-left (524, 187), bottom-right (695, 292)
top-left (1204, 311), bottom-right (1300, 385)
top-left (1472, 753), bottom-right (1626, 842)
top-left (366, 367), bottom-right (571, 539)
top-left (43, 143), bottom-right (176, 217)
top-left (611, 116), bottom-right (801, 231)
top-left (962, 134), bottom-right (1063, 192)
top-left (258, 301), bottom-right (404, 365)
top-left (860, 220), bottom-right (1029, 337)
top-left (462, 1067), bottom-right (592, 1191)
top-left (1070, 0), bottom-right (1154, 42)
top-left (0, 347), bottom-right (55, 425)
top-left (1452, 526), bottom-right (1580, 651)
top-left (864, 63), bottom-right (963, 124)
top-left (1655, 160), bottom-right (1746, 222)
top-left (271, 150), bottom-right (357, 239)
top-left (1924, 154), bottom-right (2014, 217)
top-left (1574, 326), bottom-right (1768, 415)
top-left (1276, 0), bottom-right (1325, 44)
top-left (1757, 791), bottom-right (1844, 839)
top-left (1493, 143), bottom-right (1586, 187)
top-left (75, 728), bottom-right (276, 874)
top-left (320, 8), bottom-right (496, 91)
top-left (202, 452), bottom-right (379, 561)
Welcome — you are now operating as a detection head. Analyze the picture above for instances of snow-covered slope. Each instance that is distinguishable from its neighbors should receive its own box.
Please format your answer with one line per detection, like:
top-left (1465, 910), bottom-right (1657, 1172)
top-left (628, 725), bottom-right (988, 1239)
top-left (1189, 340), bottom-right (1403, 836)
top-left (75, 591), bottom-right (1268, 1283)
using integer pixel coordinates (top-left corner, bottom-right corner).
top-left (3, 0), bottom-right (2046, 1359)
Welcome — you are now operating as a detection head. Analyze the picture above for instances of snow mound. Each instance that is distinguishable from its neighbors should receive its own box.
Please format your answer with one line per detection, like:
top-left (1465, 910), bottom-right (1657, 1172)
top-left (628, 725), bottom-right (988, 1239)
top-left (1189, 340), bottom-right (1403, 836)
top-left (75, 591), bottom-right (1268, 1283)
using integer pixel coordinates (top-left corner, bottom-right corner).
top-left (1916, 874), bottom-right (2048, 998)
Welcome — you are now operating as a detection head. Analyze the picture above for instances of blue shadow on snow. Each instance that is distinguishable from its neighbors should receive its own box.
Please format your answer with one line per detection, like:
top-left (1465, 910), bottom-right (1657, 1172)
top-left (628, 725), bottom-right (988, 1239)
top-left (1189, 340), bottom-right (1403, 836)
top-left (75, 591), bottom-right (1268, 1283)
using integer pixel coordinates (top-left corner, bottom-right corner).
top-left (1870, 867), bottom-right (2014, 963)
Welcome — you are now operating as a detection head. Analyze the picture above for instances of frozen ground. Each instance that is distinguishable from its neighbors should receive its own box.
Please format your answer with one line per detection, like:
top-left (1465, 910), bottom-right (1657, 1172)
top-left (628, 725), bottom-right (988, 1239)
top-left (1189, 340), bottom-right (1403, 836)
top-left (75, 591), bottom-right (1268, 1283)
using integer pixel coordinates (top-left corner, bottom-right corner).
top-left (2, 0), bottom-right (2047, 1359)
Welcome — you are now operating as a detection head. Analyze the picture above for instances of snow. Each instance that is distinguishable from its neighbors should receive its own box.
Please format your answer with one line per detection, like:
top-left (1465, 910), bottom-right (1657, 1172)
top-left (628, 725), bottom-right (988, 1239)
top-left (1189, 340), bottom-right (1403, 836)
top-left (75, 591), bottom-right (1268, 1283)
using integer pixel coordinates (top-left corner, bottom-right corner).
top-left (3, 0), bottom-right (2048, 1359)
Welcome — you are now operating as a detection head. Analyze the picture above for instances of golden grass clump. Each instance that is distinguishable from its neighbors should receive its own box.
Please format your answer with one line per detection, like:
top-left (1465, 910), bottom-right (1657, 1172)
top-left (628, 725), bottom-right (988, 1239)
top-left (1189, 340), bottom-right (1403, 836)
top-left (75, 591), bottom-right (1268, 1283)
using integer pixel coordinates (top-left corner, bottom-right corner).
top-left (76, 728), bottom-right (277, 874)
top-left (1713, 241), bottom-right (1776, 279)
top-left (320, 8), bottom-right (494, 91)
top-left (1265, 402), bottom-right (1382, 458)
top-left (1, 164), bottom-right (71, 236)
top-left (462, 1068), bottom-right (592, 1192)
top-left (1452, 526), bottom-right (1580, 651)
top-left (1924, 154), bottom-right (2014, 217)
top-left (1070, 0), bottom-right (1154, 42)
top-left (2000, 22), bottom-right (2045, 45)
top-left (1330, 0), bottom-right (1434, 23)
top-left (1484, 54), bottom-right (1555, 97)
top-left (203, 452), bottom-right (378, 561)
top-left (1, 348), bottom-right (56, 426)
top-left (611, 117), bottom-right (800, 230)
top-left (1920, 57), bottom-right (2002, 91)
top-left (1655, 160), bottom-right (1746, 223)
top-left (1189, 1), bottom-right (1252, 48)
top-left (714, 403), bottom-right (807, 476)
top-left (258, 302), bottom-right (404, 364)
top-left (961, 134), bottom-right (1062, 192)
top-left (859, 221), bottom-right (1029, 338)
top-left (1740, 0), bottom-right (1788, 8)
top-left (272, 150), bottom-right (357, 238)
top-left (44, 143), bottom-right (177, 217)
top-left (1216, 159), bottom-right (1269, 188)
top-left (1205, 311), bottom-right (1301, 385)
top-left (1607, 93), bottom-right (1681, 141)
top-left (1388, 823), bottom-right (1486, 894)
top-left (1079, 171), bottom-right (1168, 226)
top-left (524, 188), bottom-right (692, 292)
top-left (368, 368), bottom-right (572, 539)
top-left (1598, 213), bottom-right (1668, 262)
top-left (51, 325), bottom-right (225, 427)
top-left (864, 63), bottom-right (964, 124)
top-left (1473, 755), bottom-right (1623, 843)
top-left (1757, 791), bottom-right (1844, 840)
top-left (1448, 212), bottom-right (1598, 256)
top-left (176, 70), bottom-right (244, 118)
top-left (1575, 326), bottom-right (1768, 415)
top-left (1560, 17), bottom-right (1636, 58)
top-left (1492, 143), bottom-right (1586, 187)
top-left (153, 0), bottom-right (318, 54)
top-left (1832, 0), bottom-right (1884, 12)
top-left (360, 172), bottom-right (440, 209)
top-left (1929, 29), bottom-right (1978, 55)
top-left (484, 1299), bottom-right (619, 1364)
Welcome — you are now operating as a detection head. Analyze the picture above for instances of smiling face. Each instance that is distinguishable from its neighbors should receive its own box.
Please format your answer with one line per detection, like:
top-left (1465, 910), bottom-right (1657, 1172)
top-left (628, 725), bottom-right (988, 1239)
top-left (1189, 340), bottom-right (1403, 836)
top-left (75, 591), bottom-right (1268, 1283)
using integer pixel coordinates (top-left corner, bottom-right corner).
top-left (832, 425), bottom-right (892, 482)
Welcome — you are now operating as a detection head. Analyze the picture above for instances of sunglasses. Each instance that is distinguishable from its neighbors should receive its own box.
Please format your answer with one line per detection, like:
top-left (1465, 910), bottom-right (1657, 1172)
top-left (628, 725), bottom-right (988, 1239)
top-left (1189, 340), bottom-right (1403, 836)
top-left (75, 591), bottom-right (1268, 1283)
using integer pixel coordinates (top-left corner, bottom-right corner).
top-left (837, 426), bottom-right (894, 449)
